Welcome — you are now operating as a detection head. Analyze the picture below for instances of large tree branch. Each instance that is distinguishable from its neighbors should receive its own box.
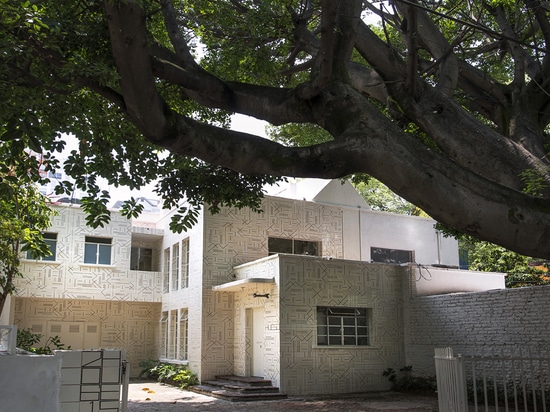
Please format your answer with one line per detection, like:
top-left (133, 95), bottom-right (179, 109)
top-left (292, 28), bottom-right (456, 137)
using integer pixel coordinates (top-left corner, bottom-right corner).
top-left (395, 0), bottom-right (459, 97)
top-left (105, 0), bottom-right (170, 143)
top-left (160, 0), bottom-right (197, 68)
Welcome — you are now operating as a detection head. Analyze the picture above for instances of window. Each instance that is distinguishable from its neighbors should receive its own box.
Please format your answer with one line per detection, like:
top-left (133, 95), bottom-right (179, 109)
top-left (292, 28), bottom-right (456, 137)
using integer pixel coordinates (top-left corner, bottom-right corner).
top-left (163, 248), bottom-right (170, 293)
top-left (178, 309), bottom-right (188, 360)
top-left (317, 307), bottom-right (369, 346)
top-left (159, 312), bottom-right (168, 358)
top-left (130, 247), bottom-right (152, 271)
top-left (371, 247), bottom-right (413, 264)
top-left (84, 237), bottom-right (112, 265)
top-left (160, 309), bottom-right (189, 361)
top-left (171, 244), bottom-right (179, 290)
top-left (27, 233), bottom-right (57, 261)
top-left (268, 237), bottom-right (320, 256)
top-left (181, 239), bottom-right (189, 288)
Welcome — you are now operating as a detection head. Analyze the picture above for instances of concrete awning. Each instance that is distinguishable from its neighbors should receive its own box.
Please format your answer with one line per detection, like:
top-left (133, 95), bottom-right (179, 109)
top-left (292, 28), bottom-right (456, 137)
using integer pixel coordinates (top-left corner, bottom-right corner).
top-left (212, 277), bottom-right (275, 292)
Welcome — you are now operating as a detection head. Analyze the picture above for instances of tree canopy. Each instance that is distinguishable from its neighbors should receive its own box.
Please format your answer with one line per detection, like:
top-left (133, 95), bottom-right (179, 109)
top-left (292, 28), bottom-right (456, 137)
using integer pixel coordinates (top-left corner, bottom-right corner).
top-left (0, 141), bottom-right (55, 316)
top-left (1, 0), bottom-right (549, 258)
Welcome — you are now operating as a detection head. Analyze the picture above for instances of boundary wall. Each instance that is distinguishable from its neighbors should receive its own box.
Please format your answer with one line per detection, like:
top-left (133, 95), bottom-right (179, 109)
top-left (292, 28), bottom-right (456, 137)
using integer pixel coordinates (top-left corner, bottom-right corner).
top-left (403, 282), bottom-right (550, 376)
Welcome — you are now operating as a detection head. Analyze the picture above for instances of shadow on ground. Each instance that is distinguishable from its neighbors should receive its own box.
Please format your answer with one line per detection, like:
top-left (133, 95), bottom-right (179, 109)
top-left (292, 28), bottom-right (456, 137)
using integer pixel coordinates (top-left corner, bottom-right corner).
top-left (127, 381), bottom-right (438, 412)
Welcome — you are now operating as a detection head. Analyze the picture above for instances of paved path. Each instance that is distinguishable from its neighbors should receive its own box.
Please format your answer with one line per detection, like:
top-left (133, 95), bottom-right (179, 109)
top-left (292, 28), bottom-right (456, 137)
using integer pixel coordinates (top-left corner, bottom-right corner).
top-left (127, 381), bottom-right (438, 412)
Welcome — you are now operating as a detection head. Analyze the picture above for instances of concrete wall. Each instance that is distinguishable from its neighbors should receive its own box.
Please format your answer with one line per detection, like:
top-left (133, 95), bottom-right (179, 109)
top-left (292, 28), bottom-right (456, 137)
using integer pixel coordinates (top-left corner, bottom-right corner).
top-left (413, 266), bottom-right (505, 296)
top-left (403, 284), bottom-right (550, 376)
top-left (278, 255), bottom-right (405, 395)
top-left (0, 354), bottom-right (61, 412)
top-left (357, 210), bottom-right (459, 266)
top-left (196, 196), bottom-right (345, 382)
top-left (13, 297), bottom-right (160, 376)
top-left (14, 206), bottom-right (164, 303)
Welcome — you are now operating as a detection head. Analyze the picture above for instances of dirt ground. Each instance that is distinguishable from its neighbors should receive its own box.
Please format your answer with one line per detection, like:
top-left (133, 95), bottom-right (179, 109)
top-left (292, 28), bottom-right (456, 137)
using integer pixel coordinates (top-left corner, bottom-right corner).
top-left (126, 381), bottom-right (439, 412)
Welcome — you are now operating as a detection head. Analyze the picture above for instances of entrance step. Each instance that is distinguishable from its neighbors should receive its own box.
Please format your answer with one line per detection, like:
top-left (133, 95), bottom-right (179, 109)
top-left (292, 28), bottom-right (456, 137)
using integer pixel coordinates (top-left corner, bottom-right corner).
top-left (190, 375), bottom-right (287, 402)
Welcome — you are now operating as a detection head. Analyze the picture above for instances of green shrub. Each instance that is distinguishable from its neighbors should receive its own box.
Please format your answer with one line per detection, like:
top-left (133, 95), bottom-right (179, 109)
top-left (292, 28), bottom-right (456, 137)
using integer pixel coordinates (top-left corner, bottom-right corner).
top-left (383, 366), bottom-right (436, 393)
top-left (16, 328), bottom-right (70, 354)
top-left (138, 358), bottom-right (161, 379)
top-left (139, 360), bottom-right (198, 389)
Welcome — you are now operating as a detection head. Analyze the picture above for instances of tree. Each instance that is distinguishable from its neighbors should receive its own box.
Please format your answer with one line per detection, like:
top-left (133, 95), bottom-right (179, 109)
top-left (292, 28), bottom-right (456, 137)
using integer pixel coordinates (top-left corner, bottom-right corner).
top-left (1, 0), bottom-right (549, 258)
top-left (460, 238), bottom-right (549, 287)
top-left (353, 177), bottom-right (428, 216)
top-left (0, 142), bottom-right (56, 317)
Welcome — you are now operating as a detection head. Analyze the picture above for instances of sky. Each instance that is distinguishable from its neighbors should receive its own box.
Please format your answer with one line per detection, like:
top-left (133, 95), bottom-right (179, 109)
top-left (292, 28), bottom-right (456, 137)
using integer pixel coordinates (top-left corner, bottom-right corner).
top-left (50, 114), bottom-right (269, 206)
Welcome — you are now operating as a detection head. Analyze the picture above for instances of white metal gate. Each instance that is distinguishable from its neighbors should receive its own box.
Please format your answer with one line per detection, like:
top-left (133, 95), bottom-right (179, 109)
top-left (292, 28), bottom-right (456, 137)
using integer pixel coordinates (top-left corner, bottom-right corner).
top-left (435, 347), bottom-right (550, 412)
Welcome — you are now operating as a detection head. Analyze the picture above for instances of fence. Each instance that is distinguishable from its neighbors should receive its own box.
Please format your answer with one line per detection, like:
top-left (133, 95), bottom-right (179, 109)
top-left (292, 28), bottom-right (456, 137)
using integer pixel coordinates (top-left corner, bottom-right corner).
top-left (435, 347), bottom-right (550, 412)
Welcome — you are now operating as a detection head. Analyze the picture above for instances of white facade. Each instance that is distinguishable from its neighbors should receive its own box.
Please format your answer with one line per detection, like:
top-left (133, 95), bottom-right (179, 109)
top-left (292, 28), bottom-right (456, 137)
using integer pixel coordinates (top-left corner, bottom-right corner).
top-left (8, 179), bottom-right (502, 395)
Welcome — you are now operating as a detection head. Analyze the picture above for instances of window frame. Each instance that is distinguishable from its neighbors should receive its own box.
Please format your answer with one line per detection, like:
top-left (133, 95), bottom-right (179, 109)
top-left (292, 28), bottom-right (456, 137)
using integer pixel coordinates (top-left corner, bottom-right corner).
top-left (130, 247), bottom-right (153, 271)
top-left (83, 236), bottom-right (112, 265)
top-left (370, 247), bottom-right (414, 264)
top-left (268, 237), bottom-right (320, 256)
top-left (26, 232), bottom-right (57, 261)
top-left (316, 306), bottom-right (370, 347)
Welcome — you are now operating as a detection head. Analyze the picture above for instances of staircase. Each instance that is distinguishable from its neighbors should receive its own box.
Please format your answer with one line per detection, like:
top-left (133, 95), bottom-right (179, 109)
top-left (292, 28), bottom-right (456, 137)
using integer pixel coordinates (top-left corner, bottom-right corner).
top-left (190, 375), bottom-right (287, 402)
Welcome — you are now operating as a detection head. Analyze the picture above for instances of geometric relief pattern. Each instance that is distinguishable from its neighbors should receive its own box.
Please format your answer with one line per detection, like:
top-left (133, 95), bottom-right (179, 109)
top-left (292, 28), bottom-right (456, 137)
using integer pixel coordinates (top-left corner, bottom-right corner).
top-left (197, 196), bottom-right (345, 382)
top-left (15, 206), bottom-right (164, 303)
top-left (229, 253), bottom-right (405, 396)
top-left (276, 254), bottom-right (404, 396)
top-left (13, 297), bottom-right (160, 378)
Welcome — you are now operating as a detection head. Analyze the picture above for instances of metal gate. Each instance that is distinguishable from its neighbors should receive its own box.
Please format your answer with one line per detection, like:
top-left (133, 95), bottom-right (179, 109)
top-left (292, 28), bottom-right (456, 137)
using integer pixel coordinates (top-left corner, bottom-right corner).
top-left (435, 347), bottom-right (550, 412)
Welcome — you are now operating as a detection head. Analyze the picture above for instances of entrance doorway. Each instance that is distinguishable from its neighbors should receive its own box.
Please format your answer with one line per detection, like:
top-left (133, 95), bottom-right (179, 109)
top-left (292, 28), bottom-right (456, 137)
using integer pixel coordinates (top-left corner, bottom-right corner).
top-left (251, 307), bottom-right (265, 377)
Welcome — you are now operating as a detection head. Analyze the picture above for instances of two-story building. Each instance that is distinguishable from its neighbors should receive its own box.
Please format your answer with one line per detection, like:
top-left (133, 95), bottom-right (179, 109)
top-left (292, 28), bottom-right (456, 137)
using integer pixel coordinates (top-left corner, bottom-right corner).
top-left (3, 179), bottom-right (504, 396)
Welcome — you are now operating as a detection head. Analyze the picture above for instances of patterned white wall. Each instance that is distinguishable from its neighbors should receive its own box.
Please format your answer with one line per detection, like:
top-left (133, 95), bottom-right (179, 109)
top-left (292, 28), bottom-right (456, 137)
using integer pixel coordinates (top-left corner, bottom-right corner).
top-left (15, 205), bottom-right (164, 302)
top-left (13, 297), bottom-right (160, 376)
top-left (13, 205), bottom-right (163, 377)
top-left (231, 254), bottom-right (406, 395)
top-left (277, 256), bottom-right (405, 395)
top-left (197, 195), bottom-right (344, 381)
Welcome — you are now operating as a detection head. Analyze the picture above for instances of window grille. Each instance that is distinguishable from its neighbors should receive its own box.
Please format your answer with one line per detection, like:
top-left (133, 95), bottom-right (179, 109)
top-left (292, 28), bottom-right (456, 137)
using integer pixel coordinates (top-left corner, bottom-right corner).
top-left (317, 306), bottom-right (370, 346)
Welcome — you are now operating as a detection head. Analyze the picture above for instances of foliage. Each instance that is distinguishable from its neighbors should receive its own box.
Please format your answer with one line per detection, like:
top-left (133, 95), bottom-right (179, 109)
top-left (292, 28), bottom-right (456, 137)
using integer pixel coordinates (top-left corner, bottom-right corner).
top-left (459, 237), bottom-right (549, 287)
top-left (382, 366), bottom-right (436, 393)
top-left (352, 176), bottom-right (429, 216)
top-left (0, 142), bottom-right (56, 316)
top-left (138, 358), bottom-right (161, 380)
top-left (1, 0), bottom-right (549, 259)
top-left (139, 360), bottom-right (198, 389)
top-left (16, 327), bottom-right (70, 354)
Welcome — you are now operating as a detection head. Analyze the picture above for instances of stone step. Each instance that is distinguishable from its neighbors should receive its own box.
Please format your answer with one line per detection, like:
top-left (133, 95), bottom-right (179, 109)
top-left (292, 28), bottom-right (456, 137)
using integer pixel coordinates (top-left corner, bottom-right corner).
top-left (190, 375), bottom-right (287, 402)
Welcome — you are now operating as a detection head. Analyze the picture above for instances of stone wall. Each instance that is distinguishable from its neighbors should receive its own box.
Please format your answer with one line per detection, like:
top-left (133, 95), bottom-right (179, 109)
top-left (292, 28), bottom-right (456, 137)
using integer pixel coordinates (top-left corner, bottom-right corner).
top-left (403, 284), bottom-right (550, 376)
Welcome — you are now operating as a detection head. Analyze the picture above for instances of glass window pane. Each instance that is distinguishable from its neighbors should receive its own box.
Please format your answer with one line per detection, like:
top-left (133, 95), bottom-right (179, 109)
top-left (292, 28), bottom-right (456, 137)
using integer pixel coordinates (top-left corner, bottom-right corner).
top-left (317, 336), bottom-right (328, 345)
top-left (84, 243), bottom-right (97, 264)
top-left (343, 326), bottom-right (356, 335)
top-left (42, 239), bottom-right (56, 261)
top-left (343, 336), bottom-right (356, 345)
top-left (357, 336), bottom-right (369, 345)
top-left (268, 237), bottom-right (293, 254)
top-left (130, 247), bottom-right (139, 270)
top-left (294, 240), bottom-right (319, 256)
top-left (328, 326), bottom-right (341, 335)
top-left (98, 244), bottom-right (111, 265)
top-left (371, 247), bottom-right (413, 264)
top-left (329, 336), bottom-right (341, 345)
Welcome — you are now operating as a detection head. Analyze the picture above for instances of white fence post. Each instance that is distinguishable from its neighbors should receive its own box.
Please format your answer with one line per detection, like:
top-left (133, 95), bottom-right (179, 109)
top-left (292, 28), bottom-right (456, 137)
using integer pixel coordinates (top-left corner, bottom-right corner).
top-left (435, 347), bottom-right (468, 412)
top-left (0, 325), bottom-right (17, 355)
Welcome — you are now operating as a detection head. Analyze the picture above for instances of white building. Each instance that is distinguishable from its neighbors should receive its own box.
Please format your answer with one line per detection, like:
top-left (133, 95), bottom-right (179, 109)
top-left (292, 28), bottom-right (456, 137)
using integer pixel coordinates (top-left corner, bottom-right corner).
top-left (3, 179), bottom-right (504, 396)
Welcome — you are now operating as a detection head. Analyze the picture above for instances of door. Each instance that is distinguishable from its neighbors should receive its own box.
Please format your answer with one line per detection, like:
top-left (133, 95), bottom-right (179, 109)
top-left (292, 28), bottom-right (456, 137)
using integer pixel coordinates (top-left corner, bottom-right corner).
top-left (252, 307), bottom-right (265, 377)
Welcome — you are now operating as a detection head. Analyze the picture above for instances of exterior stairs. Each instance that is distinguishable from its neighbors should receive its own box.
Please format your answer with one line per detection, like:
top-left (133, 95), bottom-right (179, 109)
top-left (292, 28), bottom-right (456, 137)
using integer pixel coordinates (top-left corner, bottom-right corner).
top-left (190, 375), bottom-right (287, 402)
